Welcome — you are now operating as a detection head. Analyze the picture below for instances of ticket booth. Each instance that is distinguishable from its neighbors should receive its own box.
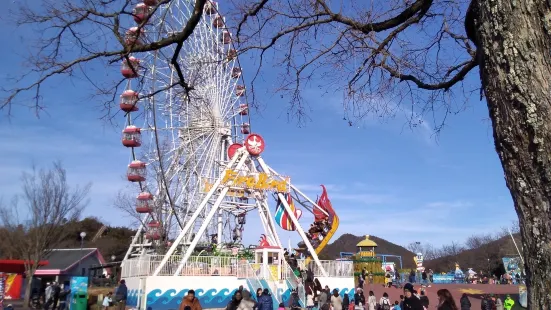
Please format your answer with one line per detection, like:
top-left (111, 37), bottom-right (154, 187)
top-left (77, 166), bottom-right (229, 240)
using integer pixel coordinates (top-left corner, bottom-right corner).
top-left (255, 245), bottom-right (283, 280)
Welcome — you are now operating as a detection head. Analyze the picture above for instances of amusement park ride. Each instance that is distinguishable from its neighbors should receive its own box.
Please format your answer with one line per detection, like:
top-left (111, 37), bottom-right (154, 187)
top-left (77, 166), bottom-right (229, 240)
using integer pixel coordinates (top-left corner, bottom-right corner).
top-left (116, 3), bottom-right (346, 304)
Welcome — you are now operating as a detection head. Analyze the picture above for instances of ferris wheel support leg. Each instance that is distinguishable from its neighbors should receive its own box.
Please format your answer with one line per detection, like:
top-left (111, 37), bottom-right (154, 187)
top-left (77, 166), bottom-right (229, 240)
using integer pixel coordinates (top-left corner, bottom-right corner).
top-left (152, 150), bottom-right (248, 276)
top-left (260, 199), bottom-right (283, 248)
top-left (173, 185), bottom-right (233, 276)
top-left (256, 157), bottom-right (328, 278)
top-left (256, 200), bottom-right (281, 248)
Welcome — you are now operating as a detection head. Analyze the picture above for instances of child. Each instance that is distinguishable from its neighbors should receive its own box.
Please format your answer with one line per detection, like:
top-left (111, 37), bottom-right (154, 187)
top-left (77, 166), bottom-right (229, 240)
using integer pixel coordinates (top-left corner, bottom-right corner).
top-left (278, 302), bottom-right (285, 310)
top-left (306, 292), bottom-right (315, 310)
top-left (102, 292), bottom-right (113, 310)
top-left (393, 300), bottom-right (401, 310)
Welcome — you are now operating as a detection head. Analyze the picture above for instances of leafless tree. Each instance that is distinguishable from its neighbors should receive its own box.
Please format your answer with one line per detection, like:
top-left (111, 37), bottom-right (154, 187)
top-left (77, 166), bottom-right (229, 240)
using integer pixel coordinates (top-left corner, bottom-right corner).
top-left (0, 162), bottom-right (90, 308)
top-left (4, 0), bottom-right (551, 306)
top-left (406, 242), bottom-right (440, 261)
top-left (406, 242), bottom-right (423, 254)
top-left (464, 233), bottom-right (496, 250)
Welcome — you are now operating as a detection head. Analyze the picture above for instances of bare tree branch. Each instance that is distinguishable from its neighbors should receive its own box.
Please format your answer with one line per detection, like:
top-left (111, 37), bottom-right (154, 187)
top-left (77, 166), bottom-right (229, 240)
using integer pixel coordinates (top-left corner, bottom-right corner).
top-left (0, 161), bottom-right (90, 307)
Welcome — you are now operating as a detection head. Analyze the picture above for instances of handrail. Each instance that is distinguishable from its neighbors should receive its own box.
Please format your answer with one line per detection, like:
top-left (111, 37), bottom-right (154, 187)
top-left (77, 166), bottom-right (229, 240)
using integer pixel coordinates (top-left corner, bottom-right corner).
top-left (245, 262), bottom-right (265, 297)
top-left (282, 262), bottom-right (305, 307)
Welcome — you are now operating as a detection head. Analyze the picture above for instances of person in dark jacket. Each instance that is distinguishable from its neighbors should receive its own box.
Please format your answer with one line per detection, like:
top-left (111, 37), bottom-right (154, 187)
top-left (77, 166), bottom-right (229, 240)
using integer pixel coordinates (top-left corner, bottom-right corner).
top-left (402, 283), bottom-right (423, 310)
top-left (226, 291), bottom-right (243, 310)
top-left (480, 296), bottom-right (487, 310)
top-left (460, 293), bottom-right (471, 310)
top-left (354, 289), bottom-right (365, 308)
top-left (343, 294), bottom-right (350, 310)
top-left (436, 289), bottom-right (458, 310)
top-left (419, 290), bottom-right (429, 309)
top-left (257, 288), bottom-right (273, 310)
top-left (409, 270), bottom-right (416, 283)
top-left (288, 289), bottom-right (300, 310)
top-left (114, 280), bottom-right (128, 310)
top-left (484, 295), bottom-right (495, 310)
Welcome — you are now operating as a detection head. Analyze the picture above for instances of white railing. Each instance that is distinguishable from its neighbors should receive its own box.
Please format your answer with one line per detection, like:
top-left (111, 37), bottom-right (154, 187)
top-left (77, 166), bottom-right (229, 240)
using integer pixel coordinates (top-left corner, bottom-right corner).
top-left (238, 262), bottom-right (264, 297)
top-left (122, 255), bottom-right (242, 277)
top-left (121, 256), bottom-right (353, 278)
top-left (296, 259), bottom-right (354, 278)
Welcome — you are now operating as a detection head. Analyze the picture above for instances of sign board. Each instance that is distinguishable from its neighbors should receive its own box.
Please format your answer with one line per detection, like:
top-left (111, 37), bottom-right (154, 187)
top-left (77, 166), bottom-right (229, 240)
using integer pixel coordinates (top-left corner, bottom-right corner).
top-left (432, 274), bottom-right (455, 284)
top-left (203, 170), bottom-right (290, 194)
top-left (0, 273), bottom-right (5, 310)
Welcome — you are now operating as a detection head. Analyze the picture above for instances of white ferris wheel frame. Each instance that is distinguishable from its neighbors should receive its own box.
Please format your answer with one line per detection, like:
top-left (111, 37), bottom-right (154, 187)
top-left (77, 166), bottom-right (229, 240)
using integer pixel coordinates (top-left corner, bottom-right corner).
top-left (121, 0), bottom-right (251, 261)
top-left (151, 146), bottom-right (329, 277)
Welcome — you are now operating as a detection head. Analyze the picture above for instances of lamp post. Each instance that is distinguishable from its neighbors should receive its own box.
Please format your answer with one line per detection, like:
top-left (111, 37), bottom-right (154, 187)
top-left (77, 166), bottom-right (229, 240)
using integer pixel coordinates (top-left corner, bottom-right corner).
top-left (111, 255), bottom-right (117, 283)
top-left (78, 232), bottom-right (86, 275)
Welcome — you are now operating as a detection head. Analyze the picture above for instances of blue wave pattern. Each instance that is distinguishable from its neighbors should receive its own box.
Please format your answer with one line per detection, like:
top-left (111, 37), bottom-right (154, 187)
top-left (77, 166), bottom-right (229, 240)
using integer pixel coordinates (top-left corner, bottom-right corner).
top-left (127, 289), bottom-right (141, 307)
top-left (146, 288), bottom-right (236, 309)
top-left (141, 286), bottom-right (353, 309)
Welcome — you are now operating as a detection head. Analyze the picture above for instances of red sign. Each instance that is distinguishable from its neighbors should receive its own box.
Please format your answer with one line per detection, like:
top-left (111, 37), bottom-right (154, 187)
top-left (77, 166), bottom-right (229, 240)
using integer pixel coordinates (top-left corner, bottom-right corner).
top-left (4, 274), bottom-right (22, 300)
top-left (245, 134), bottom-right (265, 156)
top-left (227, 143), bottom-right (243, 159)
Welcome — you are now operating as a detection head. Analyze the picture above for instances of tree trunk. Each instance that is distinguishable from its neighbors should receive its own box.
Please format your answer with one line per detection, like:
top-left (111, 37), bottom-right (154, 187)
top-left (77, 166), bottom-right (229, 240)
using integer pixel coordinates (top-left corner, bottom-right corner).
top-left (23, 269), bottom-right (33, 310)
top-left (472, 0), bottom-right (551, 308)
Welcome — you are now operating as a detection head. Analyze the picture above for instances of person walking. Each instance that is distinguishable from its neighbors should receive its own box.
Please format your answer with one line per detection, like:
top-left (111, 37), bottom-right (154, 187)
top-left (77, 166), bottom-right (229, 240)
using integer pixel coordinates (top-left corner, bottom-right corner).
top-left (114, 280), bottom-right (128, 310)
top-left (379, 293), bottom-right (391, 310)
top-left (459, 294), bottom-right (471, 310)
top-left (436, 289), bottom-right (458, 310)
top-left (503, 295), bottom-right (514, 310)
top-left (367, 291), bottom-right (376, 310)
top-left (256, 289), bottom-right (273, 310)
top-left (402, 284), bottom-right (424, 310)
top-left (495, 296), bottom-right (503, 310)
top-left (226, 291), bottom-right (242, 310)
top-left (331, 289), bottom-right (343, 310)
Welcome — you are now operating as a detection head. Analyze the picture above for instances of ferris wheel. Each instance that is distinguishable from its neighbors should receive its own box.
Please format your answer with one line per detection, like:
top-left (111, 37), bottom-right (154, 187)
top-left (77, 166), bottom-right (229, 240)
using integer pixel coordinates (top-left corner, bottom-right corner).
top-left (119, 0), bottom-right (251, 259)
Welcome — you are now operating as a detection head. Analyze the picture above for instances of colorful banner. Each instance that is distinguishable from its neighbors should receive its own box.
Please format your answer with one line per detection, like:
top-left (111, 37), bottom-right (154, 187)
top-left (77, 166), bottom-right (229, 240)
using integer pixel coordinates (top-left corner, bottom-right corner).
top-left (4, 274), bottom-right (22, 300)
top-left (70, 276), bottom-right (88, 294)
top-left (275, 194), bottom-right (302, 231)
top-left (0, 273), bottom-right (6, 310)
top-left (502, 257), bottom-right (522, 276)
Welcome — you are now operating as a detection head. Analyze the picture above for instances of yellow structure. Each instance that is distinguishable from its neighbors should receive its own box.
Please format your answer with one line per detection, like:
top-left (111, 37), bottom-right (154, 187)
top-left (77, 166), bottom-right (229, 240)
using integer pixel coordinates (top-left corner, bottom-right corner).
top-left (357, 235), bottom-right (377, 257)
top-left (353, 235), bottom-right (384, 285)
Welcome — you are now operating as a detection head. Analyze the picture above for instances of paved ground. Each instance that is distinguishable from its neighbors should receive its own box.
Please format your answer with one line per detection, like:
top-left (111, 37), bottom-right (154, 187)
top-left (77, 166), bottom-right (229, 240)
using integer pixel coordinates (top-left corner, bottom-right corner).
top-left (362, 283), bottom-right (523, 309)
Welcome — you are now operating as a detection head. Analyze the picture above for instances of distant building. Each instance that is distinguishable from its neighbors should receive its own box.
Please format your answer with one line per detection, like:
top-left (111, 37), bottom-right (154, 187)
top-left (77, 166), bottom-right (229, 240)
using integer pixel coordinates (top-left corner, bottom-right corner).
top-left (35, 248), bottom-right (108, 284)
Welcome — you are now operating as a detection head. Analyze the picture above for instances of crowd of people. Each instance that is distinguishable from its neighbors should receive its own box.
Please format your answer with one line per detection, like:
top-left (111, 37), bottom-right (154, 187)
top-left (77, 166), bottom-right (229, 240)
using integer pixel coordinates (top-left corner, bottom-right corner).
top-left (166, 279), bottom-right (518, 310)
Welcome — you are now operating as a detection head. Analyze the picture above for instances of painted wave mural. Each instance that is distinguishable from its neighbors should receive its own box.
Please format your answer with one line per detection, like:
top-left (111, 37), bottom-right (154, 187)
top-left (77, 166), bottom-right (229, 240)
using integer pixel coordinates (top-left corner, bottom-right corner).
top-left (146, 288), bottom-right (236, 309)
top-left (131, 286), bottom-right (354, 309)
top-left (127, 289), bottom-right (141, 307)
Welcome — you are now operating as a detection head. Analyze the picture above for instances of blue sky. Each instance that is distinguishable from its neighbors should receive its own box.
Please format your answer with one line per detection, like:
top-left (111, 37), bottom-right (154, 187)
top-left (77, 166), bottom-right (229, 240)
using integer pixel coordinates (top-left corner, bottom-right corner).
top-left (0, 2), bottom-right (517, 250)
